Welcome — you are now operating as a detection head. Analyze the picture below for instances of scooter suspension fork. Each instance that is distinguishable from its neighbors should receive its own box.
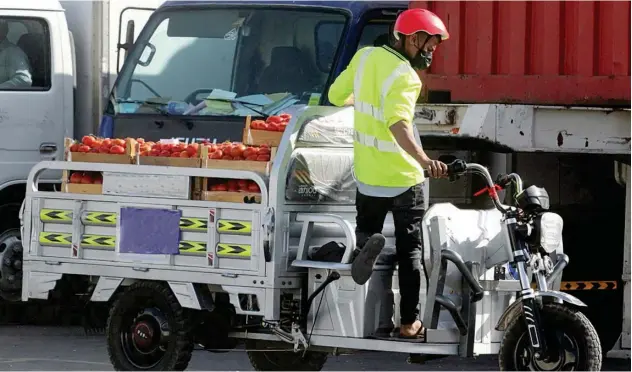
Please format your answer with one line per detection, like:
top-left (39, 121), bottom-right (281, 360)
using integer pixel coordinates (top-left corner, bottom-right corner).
top-left (515, 258), bottom-right (549, 357)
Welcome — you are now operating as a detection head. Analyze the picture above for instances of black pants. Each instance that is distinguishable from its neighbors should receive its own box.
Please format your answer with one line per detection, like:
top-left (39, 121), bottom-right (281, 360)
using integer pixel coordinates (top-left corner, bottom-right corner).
top-left (355, 184), bottom-right (425, 325)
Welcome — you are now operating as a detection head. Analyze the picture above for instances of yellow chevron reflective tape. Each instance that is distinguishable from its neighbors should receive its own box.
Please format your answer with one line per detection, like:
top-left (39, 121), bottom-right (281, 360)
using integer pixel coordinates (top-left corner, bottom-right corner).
top-left (40, 209), bottom-right (72, 223)
top-left (179, 218), bottom-right (208, 232)
top-left (81, 235), bottom-right (115, 249)
top-left (217, 220), bottom-right (252, 234)
top-left (84, 212), bottom-right (117, 225)
top-left (561, 281), bottom-right (618, 291)
top-left (39, 232), bottom-right (72, 246)
top-left (179, 241), bottom-right (206, 254)
top-left (217, 243), bottom-right (251, 258)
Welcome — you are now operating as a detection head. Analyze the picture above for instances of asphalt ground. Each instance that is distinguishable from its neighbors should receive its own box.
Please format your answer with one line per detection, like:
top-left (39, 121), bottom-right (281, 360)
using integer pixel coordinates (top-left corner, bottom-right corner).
top-left (0, 326), bottom-right (629, 371)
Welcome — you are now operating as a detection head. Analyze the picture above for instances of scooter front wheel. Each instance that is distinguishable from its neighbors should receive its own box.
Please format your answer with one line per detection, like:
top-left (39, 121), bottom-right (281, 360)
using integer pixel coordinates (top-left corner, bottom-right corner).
top-left (498, 303), bottom-right (602, 371)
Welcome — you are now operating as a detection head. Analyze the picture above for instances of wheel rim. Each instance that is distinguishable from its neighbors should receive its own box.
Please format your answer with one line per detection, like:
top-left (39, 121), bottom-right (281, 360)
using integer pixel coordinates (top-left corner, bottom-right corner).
top-left (514, 328), bottom-right (579, 371)
top-left (120, 307), bottom-right (170, 369)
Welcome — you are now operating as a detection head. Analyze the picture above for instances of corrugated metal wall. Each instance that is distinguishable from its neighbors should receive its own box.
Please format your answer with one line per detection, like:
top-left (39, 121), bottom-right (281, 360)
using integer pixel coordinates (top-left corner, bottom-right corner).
top-left (410, 1), bottom-right (631, 107)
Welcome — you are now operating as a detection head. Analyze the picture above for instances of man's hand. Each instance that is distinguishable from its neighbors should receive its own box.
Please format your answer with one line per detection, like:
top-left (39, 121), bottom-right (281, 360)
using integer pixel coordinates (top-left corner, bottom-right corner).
top-left (422, 159), bottom-right (448, 178)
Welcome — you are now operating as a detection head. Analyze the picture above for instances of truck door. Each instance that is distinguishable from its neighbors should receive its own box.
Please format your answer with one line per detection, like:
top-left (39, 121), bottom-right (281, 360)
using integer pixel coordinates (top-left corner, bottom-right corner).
top-left (0, 13), bottom-right (64, 188)
top-left (113, 5), bottom-right (157, 86)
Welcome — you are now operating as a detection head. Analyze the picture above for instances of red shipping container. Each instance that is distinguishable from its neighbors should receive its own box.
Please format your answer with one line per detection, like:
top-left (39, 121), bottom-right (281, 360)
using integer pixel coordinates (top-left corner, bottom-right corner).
top-left (410, 1), bottom-right (631, 107)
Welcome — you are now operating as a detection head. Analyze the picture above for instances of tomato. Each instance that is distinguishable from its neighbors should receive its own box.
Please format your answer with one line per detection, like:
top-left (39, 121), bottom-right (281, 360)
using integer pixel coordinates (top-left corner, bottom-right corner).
top-left (149, 149), bottom-right (160, 157)
top-left (237, 179), bottom-right (248, 189)
top-left (98, 147), bottom-right (110, 154)
top-left (247, 182), bottom-right (260, 192)
top-left (209, 184), bottom-right (218, 191)
top-left (258, 147), bottom-right (271, 155)
top-left (230, 144), bottom-right (246, 158)
top-left (159, 150), bottom-right (171, 157)
top-left (80, 173), bottom-right (94, 184)
top-left (179, 151), bottom-right (190, 158)
top-left (82, 135), bottom-right (96, 146)
top-left (152, 143), bottom-right (162, 152)
top-left (109, 145), bottom-right (125, 155)
top-left (256, 154), bottom-right (270, 162)
top-left (258, 122), bottom-right (270, 131)
top-left (216, 183), bottom-right (228, 191)
top-left (209, 150), bottom-right (223, 159)
top-left (69, 172), bottom-right (83, 184)
top-left (186, 143), bottom-right (199, 157)
top-left (221, 155), bottom-right (233, 160)
top-left (267, 123), bottom-right (279, 132)
top-left (77, 145), bottom-right (90, 153)
top-left (175, 143), bottom-right (186, 152)
top-left (227, 179), bottom-right (238, 189)
top-left (69, 144), bottom-right (79, 152)
top-left (112, 138), bottom-right (126, 147)
top-left (251, 120), bottom-right (266, 130)
top-left (266, 115), bottom-right (282, 124)
top-left (206, 144), bottom-right (218, 153)
top-left (92, 139), bottom-right (103, 148)
top-left (279, 113), bottom-right (291, 121)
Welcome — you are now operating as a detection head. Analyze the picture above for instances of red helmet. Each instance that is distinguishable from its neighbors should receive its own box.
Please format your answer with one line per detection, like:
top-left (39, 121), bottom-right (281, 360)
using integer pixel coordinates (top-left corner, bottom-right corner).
top-left (393, 8), bottom-right (449, 42)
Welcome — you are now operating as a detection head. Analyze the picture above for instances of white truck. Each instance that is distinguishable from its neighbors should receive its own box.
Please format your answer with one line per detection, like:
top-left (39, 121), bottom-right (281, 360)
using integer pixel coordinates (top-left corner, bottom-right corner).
top-left (0, 0), bottom-right (162, 321)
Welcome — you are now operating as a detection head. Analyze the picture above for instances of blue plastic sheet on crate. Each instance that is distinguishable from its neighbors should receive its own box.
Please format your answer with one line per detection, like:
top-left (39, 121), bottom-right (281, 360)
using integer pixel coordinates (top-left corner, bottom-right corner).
top-left (119, 207), bottom-right (182, 254)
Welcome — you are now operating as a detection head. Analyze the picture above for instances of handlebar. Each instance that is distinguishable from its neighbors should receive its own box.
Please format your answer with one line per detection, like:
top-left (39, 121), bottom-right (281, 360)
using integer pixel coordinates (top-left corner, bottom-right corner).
top-left (442, 159), bottom-right (524, 214)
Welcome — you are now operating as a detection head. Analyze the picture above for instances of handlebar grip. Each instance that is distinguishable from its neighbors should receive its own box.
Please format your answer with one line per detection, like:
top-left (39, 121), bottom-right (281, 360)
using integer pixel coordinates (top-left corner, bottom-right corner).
top-left (447, 159), bottom-right (467, 176)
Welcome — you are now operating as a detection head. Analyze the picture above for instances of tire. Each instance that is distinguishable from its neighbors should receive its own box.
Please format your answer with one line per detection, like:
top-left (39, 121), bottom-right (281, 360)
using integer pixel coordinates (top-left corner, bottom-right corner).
top-left (499, 303), bottom-right (602, 371)
top-left (0, 228), bottom-right (23, 301)
top-left (106, 281), bottom-right (194, 371)
top-left (246, 340), bottom-right (328, 371)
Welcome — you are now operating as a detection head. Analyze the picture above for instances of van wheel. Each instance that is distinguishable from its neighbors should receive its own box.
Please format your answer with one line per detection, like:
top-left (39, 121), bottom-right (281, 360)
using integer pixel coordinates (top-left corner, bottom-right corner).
top-left (246, 340), bottom-right (328, 371)
top-left (106, 281), bottom-right (193, 371)
top-left (0, 228), bottom-right (23, 301)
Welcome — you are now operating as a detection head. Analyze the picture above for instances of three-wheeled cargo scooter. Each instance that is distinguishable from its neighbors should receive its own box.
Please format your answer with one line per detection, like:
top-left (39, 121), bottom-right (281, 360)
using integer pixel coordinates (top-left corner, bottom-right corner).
top-left (19, 106), bottom-right (602, 371)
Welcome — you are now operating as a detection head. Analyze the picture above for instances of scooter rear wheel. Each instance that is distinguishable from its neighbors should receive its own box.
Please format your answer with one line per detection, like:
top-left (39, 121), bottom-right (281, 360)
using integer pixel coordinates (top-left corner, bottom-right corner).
top-left (499, 302), bottom-right (602, 371)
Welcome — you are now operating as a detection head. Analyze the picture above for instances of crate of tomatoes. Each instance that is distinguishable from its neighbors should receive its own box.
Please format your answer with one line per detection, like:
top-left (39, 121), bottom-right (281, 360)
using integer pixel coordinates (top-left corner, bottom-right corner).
top-left (201, 141), bottom-right (276, 175)
top-left (136, 139), bottom-right (202, 167)
top-left (201, 178), bottom-right (262, 204)
top-left (243, 113), bottom-right (291, 147)
top-left (62, 171), bottom-right (103, 195)
top-left (65, 136), bottom-right (137, 164)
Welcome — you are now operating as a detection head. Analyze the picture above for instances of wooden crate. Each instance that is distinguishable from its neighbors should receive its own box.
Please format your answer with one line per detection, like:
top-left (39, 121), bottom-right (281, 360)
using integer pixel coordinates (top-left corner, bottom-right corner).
top-left (242, 116), bottom-right (284, 147)
top-left (64, 138), bottom-right (136, 164)
top-left (201, 145), bottom-right (276, 175)
top-left (61, 170), bottom-right (103, 194)
top-left (201, 191), bottom-right (261, 204)
top-left (135, 142), bottom-right (202, 168)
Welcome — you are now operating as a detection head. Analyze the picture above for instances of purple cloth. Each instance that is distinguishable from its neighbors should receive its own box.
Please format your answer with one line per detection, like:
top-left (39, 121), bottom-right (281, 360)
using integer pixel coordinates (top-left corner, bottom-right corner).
top-left (119, 207), bottom-right (182, 254)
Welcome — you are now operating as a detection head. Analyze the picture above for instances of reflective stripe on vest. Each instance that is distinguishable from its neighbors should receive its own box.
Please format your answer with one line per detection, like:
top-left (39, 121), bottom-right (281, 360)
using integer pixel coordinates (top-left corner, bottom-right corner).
top-left (353, 131), bottom-right (399, 153)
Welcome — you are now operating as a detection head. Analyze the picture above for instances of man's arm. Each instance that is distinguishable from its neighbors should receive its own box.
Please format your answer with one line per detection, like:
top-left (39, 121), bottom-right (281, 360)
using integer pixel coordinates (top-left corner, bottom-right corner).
top-left (328, 48), bottom-right (371, 107)
top-left (384, 72), bottom-right (447, 178)
top-left (0, 47), bottom-right (32, 89)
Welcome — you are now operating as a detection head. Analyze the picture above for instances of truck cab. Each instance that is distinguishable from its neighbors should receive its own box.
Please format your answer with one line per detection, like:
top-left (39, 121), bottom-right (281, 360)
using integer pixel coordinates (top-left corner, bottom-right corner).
top-left (99, 0), bottom-right (408, 143)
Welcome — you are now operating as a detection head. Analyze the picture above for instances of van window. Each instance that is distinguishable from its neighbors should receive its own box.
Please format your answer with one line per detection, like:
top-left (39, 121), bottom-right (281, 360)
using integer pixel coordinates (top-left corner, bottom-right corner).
top-left (0, 17), bottom-right (51, 90)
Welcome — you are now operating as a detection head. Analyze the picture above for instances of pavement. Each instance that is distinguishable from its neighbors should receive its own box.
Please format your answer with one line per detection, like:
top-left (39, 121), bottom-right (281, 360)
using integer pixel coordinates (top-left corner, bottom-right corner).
top-left (0, 326), bottom-right (629, 371)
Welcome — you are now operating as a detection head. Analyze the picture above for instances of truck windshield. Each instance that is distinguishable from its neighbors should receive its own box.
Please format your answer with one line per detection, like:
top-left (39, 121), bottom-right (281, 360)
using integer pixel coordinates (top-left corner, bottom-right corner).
top-left (110, 6), bottom-right (348, 117)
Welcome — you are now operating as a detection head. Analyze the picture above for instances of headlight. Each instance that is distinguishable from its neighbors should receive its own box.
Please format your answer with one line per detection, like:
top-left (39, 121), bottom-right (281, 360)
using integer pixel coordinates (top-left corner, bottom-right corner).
top-left (538, 212), bottom-right (564, 253)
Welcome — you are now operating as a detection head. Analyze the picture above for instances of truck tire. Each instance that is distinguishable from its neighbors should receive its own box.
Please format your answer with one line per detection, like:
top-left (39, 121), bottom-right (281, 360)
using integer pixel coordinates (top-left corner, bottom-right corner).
top-left (106, 281), bottom-right (194, 371)
top-left (499, 303), bottom-right (602, 371)
top-left (0, 228), bottom-right (22, 301)
top-left (246, 340), bottom-right (328, 371)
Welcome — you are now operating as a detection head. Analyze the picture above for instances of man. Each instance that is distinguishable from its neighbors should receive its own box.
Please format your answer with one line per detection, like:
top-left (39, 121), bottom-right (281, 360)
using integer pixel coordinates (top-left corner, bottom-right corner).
top-left (0, 20), bottom-right (32, 89)
top-left (327, 8), bottom-right (450, 338)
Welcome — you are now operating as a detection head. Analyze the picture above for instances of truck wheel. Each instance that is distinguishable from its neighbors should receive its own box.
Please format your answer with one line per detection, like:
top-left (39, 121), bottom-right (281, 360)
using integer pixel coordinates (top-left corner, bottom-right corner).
top-left (499, 303), bottom-right (602, 371)
top-left (246, 340), bottom-right (328, 371)
top-left (0, 228), bottom-right (23, 301)
top-left (106, 281), bottom-right (194, 371)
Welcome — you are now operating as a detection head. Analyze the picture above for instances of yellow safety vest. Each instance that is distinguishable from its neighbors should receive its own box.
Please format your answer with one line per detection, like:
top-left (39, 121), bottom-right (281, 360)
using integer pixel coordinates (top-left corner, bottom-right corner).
top-left (328, 46), bottom-right (424, 188)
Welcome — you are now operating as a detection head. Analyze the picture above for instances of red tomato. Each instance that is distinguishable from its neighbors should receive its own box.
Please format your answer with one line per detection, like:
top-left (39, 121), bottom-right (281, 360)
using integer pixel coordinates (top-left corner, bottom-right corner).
top-left (221, 155), bottom-right (233, 160)
top-left (159, 150), bottom-right (171, 157)
top-left (209, 150), bottom-right (223, 159)
top-left (266, 115), bottom-right (282, 124)
top-left (101, 138), bottom-right (112, 148)
top-left (230, 144), bottom-right (246, 158)
top-left (247, 182), bottom-right (260, 192)
top-left (80, 173), bottom-right (94, 184)
top-left (170, 152), bottom-right (181, 158)
top-left (216, 184), bottom-right (228, 191)
top-left (179, 151), bottom-right (190, 158)
top-left (78, 145), bottom-right (90, 153)
top-left (279, 113), bottom-right (291, 121)
top-left (227, 179), bottom-right (238, 189)
top-left (245, 155), bottom-right (258, 161)
top-left (149, 149), bottom-right (160, 157)
top-left (69, 144), bottom-right (79, 152)
top-left (98, 147), bottom-right (110, 154)
top-left (267, 123), bottom-right (279, 132)
top-left (109, 145), bottom-right (125, 154)
top-left (237, 179), bottom-right (248, 188)
top-left (256, 154), bottom-right (270, 162)
top-left (258, 147), bottom-right (271, 155)
top-left (69, 172), bottom-right (82, 184)
top-left (112, 139), bottom-right (126, 147)
top-left (186, 144), bottom-right (198, 156)
top-left (251, 120), bottom-right (266, 130)
top-left (82, 135), bottom-right (96, 146)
